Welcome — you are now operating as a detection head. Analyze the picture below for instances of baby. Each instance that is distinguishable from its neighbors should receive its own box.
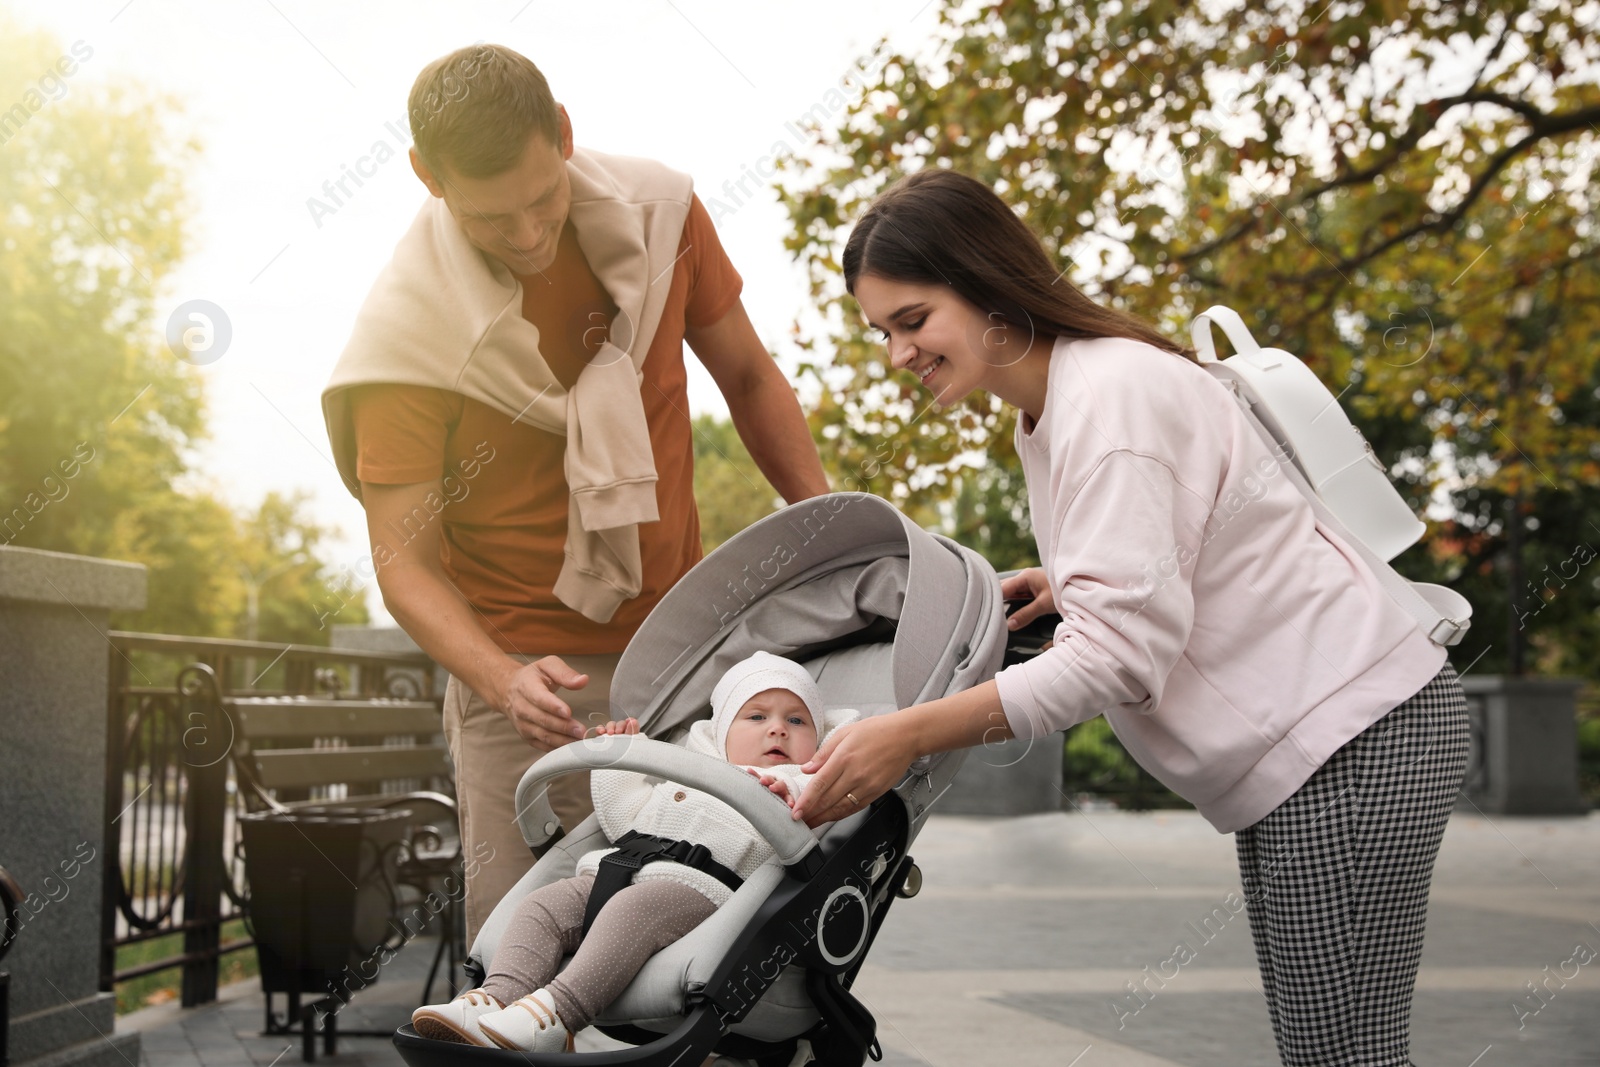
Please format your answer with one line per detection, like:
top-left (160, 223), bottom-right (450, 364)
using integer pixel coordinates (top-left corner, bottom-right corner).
top-left (412, 651), bottom-right (856, 1052)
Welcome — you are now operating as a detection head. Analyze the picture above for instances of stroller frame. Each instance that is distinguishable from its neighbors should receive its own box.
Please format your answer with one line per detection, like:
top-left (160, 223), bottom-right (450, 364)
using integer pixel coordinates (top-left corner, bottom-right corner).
top-left (394, 791), bottom-right (912, 1066)
top-left (393, 492), bottom-right (1006, 1066)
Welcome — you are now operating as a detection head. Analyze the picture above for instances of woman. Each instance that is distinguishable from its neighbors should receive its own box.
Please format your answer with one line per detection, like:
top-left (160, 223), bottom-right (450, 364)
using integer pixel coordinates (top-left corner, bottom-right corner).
top-left (790, 168), bottom-right (1469, 1067)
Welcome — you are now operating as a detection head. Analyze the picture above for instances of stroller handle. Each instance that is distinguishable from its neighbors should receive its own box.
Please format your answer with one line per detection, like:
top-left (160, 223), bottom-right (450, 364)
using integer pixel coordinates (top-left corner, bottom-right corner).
top-left (512, 735), bottom-right (821, 865)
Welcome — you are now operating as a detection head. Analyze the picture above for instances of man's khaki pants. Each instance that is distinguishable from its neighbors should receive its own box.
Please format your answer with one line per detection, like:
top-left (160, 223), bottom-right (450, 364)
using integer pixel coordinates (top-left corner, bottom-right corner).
top-left (442, 653), bottom-right (620, 947)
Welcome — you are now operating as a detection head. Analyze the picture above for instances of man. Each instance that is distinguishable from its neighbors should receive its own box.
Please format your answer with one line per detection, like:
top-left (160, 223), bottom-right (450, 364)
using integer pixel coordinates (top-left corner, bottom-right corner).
top-left (322, 43), bottom-right (829, 942)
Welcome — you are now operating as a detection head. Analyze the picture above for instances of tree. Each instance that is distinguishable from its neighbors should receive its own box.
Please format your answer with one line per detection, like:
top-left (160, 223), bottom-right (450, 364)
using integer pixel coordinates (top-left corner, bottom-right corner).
top-left (0, 11), bottom-right (365, 643)
top-left (691, 414), bottom-right (783, 551)
top-left (780, 0), bottom-right (1600, 677)
top-left (232, 491), bottom-right (370, 644)
top-left (1, 14), bottom-right (203, 553)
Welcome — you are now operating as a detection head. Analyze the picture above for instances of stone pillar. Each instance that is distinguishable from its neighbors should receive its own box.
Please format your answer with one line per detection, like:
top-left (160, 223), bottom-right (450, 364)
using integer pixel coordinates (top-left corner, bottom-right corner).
top-left (0, 546), bottom-right (145, 1067)
top-left (1459, 674), bottom-right (1589, 815)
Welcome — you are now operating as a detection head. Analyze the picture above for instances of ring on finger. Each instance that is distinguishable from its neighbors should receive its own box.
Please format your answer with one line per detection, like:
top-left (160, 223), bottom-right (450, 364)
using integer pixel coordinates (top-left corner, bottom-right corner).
top-left (846, 791), bottom-right (860, 807)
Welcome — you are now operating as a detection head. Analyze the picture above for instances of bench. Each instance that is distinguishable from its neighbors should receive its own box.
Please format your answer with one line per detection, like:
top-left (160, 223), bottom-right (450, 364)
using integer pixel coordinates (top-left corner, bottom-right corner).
top-left (178, 663), bottom-right (461, 1061)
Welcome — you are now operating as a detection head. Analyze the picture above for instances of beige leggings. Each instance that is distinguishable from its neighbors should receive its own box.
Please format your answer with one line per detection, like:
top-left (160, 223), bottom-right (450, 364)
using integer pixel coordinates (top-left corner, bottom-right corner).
top-left (480, 871), bottom-right (717, 1030)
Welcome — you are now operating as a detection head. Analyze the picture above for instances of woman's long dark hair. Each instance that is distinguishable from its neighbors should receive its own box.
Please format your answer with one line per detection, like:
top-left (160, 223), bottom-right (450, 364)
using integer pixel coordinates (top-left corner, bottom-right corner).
top-left (843, 168), bottom-right (1194, 361)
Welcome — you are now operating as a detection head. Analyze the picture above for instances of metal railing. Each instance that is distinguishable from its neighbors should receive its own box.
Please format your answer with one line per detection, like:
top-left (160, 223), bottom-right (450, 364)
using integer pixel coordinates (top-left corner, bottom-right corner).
top-left (99, 632), bottom-right (440, 1007)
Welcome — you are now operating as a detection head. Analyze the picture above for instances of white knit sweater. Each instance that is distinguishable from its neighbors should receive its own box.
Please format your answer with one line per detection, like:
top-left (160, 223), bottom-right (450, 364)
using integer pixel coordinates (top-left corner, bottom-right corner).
top-left (574, 713), bottom-right (857, 905)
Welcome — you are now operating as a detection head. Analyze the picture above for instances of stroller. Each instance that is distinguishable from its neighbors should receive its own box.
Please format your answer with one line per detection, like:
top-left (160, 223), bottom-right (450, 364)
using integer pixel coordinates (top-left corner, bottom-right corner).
top-left (394, 492), bottom-right (1008, 1066)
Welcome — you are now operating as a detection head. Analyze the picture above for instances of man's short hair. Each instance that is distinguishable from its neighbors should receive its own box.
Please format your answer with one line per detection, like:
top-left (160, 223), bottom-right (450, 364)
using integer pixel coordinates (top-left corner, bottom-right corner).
top-left (408, 44), bottom-right (560, 179)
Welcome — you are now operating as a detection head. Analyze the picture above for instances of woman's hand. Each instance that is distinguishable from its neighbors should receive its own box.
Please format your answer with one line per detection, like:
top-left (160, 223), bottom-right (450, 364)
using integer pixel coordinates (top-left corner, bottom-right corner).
top-left (791, 715), bottom-right (918, 827)
top-left (1001, 567), bottom-right (1055, 631)
top-left (587, 717), bottom-right (639, 738)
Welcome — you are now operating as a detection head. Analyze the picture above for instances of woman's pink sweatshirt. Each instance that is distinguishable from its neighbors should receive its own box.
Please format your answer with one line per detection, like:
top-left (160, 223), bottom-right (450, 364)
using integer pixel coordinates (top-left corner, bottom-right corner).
top-left (992, 335), bottom-right (1447, 833)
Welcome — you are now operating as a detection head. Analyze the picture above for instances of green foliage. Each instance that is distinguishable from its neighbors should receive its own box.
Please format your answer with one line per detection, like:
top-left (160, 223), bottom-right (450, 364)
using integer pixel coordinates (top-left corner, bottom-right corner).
top-left (1578, 696), bottom-right (1600, 804)
top-left (114, 918), bottom-right (255, 1014)
top-left (232, 490), bottom-right (370, 644)
top-left (779, 0), bottom-right (1600, 679)
top-left (1062, 718), bottom-right (1138, 786)
top-left (1062, 718), bottom-right (1189, 810)
top-left (0, 11), bottom-right (364, 643)
top-left (946, 453), bottom-right (1036, 572)
top-left (691, 413), bottom-right (783, 551)
top-left (0, 15), bottom-right (201, 544)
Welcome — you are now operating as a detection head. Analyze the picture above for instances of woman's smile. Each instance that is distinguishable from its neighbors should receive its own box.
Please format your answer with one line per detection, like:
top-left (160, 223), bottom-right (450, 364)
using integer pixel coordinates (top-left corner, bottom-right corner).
top-left (852, 274), bottom-right (1053, 418)
top-left (854, 274), bottom-right (985, 405)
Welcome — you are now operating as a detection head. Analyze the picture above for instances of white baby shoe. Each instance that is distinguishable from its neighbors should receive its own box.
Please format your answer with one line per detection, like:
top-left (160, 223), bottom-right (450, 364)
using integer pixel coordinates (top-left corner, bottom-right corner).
top-left (478, 989), bottom-right (572, 1053)
top-left (410, 988), bottom-right (502, 1046)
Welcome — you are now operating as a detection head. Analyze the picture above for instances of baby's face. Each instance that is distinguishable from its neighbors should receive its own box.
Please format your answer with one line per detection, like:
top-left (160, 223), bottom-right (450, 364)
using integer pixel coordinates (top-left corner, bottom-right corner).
top-left (723, 688), bottom-right (819, 767)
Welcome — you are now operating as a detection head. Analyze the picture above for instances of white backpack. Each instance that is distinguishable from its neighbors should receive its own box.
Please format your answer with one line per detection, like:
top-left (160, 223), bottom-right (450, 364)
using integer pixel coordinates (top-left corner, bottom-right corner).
top-left (1191, 305), bottom-right (1472, 647)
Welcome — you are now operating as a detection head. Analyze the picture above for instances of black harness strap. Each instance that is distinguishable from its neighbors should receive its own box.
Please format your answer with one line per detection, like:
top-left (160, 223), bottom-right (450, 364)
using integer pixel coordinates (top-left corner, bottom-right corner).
top-left (580, 830), bottom-right (744, 938)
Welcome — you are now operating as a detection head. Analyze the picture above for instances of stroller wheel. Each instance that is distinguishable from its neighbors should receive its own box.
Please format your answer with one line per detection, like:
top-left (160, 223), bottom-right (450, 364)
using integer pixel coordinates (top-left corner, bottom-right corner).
top-left (895, 863), bottom-right (922, 899)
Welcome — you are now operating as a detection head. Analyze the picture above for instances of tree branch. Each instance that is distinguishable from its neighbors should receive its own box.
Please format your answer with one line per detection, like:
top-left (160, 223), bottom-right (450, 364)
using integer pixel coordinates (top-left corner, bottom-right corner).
top-left (1177, 94), bottom-right (1600, 283)
top-left (1292, 130), bottom-right (1534, 283)
top-left (1470, 16), bottom-right (1516, 94)
top-left (1456, 89), bottom-right (1553, 124)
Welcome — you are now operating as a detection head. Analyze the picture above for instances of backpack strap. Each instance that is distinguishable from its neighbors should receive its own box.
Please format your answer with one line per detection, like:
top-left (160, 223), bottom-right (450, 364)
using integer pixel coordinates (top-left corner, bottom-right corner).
top-left (1217, 376), bottom-right (1471, 647)
top-left (1192, 305), bottom-right (1280, 369)
top-left (581, 829), bottom-right (743, 938)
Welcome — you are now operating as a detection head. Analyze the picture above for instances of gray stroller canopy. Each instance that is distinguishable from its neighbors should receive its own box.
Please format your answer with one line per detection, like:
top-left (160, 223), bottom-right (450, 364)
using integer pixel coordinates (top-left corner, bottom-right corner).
top-left (612, 492), bottom-right (1007, 798)
top-left (515, 493), bottom-right (1008, 852)
top-left (450, 493), bottom-right (1011, 1066)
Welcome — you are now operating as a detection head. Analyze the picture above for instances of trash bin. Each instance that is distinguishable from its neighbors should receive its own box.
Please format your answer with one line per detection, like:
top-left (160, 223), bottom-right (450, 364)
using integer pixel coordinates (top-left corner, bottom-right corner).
top-left (239, 806), bottom-right (411, 1018)
top-left (2, 863), bottom-right (23, 1067)
top-left (1458, 675), bottom-right (1589, 815)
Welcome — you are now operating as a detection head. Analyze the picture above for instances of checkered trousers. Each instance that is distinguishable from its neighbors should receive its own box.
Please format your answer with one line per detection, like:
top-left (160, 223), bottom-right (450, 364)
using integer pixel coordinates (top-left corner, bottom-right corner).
top-left (1235, 661), bottom-right (1470, 1067)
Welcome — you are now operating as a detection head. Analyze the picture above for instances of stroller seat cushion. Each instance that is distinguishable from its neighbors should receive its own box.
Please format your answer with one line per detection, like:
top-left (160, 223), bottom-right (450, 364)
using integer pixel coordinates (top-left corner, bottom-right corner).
top-left (474, 844), bottom-right (824, 1042)
top-left (468, 816), bottom-right (607, 967)
top-left (594, 863), bottom-right (822, 1041)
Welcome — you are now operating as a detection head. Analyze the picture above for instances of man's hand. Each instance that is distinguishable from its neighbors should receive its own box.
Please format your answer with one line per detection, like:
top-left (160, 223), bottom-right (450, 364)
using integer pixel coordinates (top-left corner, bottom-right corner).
top-left (366, 478), bottom-right (576, 743)
top-left (499, 656), bottom-right (594, 750)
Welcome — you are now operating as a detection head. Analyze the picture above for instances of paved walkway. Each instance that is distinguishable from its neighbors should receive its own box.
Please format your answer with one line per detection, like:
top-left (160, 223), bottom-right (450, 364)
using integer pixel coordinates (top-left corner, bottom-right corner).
top-left (856, 810), bottom-right (1599, 1067)
top-left (122, 810), bottom-right (1599, 1066)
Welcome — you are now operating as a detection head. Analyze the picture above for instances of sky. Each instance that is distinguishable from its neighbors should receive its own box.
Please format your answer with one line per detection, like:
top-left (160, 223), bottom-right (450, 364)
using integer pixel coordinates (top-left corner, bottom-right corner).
top-left (10, 0), bottom-right (945, 626)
